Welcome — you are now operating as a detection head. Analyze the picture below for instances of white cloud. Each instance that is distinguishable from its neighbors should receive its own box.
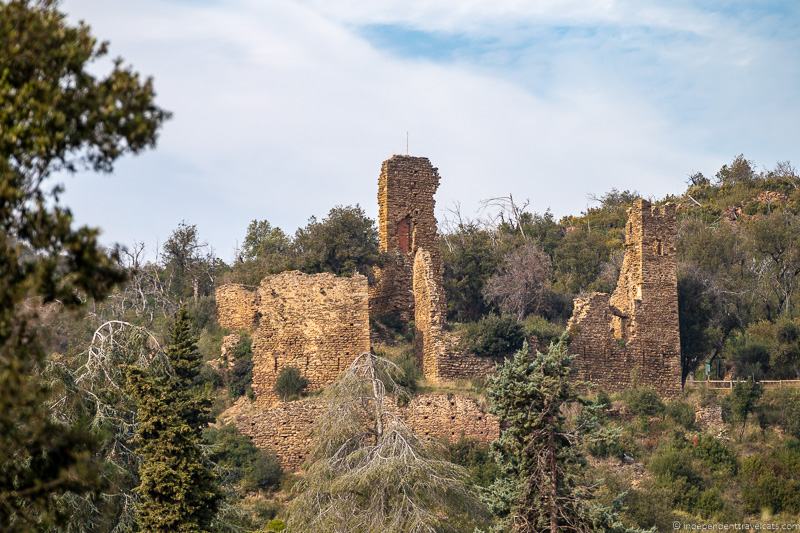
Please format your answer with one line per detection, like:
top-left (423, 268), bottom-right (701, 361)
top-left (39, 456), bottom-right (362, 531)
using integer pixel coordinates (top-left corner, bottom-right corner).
top-left (58, 0), bottom-right (797, 261)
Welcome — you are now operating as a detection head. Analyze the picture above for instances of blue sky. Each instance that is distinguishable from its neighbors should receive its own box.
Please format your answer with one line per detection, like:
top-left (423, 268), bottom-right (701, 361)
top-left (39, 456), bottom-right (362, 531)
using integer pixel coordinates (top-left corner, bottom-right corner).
top-left (60, 0), bottom-right (800, 260)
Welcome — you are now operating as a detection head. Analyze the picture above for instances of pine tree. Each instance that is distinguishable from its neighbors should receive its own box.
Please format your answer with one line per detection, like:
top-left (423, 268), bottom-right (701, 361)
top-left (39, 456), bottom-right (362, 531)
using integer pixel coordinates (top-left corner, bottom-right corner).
top-left (486, 340), bottom-right (646, 533)
top-left (128, 308), bottom-right (220, 532)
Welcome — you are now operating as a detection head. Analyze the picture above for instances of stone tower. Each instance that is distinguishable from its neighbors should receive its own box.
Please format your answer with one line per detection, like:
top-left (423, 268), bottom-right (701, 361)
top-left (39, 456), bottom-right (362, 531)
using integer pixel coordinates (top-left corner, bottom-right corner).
top-left (370, 155), bottom-right (442, 321)
top-left (567, 199), bottom-right (682, 396)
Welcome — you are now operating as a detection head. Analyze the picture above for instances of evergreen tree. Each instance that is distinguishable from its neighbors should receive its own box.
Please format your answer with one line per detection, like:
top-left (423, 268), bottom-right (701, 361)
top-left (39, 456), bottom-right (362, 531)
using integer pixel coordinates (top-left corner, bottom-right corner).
top-left (486, 341), bottom-right (646, 533)
top-left (0, 0), bottom-right (168, 529)
top-left (128, 308), bottom-right (220, 532)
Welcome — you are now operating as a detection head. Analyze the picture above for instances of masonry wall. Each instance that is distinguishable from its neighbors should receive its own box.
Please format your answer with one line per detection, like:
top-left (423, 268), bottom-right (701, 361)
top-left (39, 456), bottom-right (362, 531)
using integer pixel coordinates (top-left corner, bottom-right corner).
top-left (253, 271), bottom-right (371, 404)
top-left (370, 155), bottom-right (442, 321)
top-left (567, 199), bottom-right (682, 396)
top-left (215, 271), bottom-right (371, 406)
top-left (222, 393), bottom-right (499, 472)
top-left (216, 284), bottom-right (257, 331)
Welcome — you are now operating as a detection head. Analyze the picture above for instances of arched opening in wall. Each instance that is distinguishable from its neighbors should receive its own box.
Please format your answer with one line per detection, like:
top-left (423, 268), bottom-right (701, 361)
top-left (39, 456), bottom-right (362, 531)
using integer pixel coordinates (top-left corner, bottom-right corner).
top-left (397, 215), bottom-right (412, 254)
top-left (653, 238), bottom-right (664, 255)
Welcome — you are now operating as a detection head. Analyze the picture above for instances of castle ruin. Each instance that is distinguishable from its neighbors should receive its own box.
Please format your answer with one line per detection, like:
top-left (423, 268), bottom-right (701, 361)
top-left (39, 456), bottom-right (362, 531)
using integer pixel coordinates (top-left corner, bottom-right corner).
top-left (566, 199), bottom-right (682, 396)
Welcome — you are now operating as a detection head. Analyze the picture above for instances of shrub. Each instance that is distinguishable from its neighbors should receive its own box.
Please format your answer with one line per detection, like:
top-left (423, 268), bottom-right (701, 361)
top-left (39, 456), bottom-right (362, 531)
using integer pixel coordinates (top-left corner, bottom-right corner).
top-left (459, 315), bottom-right (525, 357)
top-left (274, 366), bottom-right (308, 401)
top-left (261, 518), bottom-right (287, 532)
top-left (649, 445), bottom-right (701, 485)
top-left (204, 424), bottom-right (283, 492)
top-left (228, 334), bottom-right (254, 399)
top-left (691, 435), bottom-right (737, 475)
top-left (740, 441), bottom-right (800, 514)
top-left (587, 424), bottom-right (624, 459)
top-left (521, 315), bottom-right (564, 348)
top-left (666, 400), bottom-right (695, 429)
top-left (759, 388), bottom-right (800, 439)
top-left (393, 351), bottom-right (420, 394)
top-left (622, 387), bottom-right (665, 418)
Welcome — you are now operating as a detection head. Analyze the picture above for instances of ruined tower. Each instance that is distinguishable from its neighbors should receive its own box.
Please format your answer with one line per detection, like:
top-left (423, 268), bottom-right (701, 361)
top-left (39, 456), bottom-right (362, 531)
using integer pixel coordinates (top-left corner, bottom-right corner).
top-left (370, 155), bottom-right (442, 321)
top-left (567, 199), bottom-right (682, 396)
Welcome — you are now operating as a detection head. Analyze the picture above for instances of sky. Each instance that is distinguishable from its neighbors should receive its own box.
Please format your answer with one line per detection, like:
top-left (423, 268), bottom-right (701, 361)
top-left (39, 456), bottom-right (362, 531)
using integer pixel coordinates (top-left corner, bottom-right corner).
top-left (59, 0), bottom-right (800, 261)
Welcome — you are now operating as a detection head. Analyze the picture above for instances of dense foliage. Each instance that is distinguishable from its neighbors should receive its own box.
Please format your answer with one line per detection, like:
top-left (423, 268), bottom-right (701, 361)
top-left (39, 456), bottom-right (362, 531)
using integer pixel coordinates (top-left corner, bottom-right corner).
top-left (0, 0), bottom-right (168, 529)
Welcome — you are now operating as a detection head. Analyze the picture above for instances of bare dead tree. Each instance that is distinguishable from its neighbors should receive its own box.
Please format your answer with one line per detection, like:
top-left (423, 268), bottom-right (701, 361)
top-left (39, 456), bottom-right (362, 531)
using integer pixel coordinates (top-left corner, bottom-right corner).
top-left (287, 352), bottom-right (488, 533)
top-left (480, 194), bottom-right (532, 241)
top-left (483, 242), bottom-right (552, 320)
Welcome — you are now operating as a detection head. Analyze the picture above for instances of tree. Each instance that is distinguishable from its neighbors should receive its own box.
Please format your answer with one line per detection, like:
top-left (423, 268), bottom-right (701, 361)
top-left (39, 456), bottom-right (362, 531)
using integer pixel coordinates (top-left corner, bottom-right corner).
top-left (484, 242), bottom-right (552, 320)
top-left (0, 0), bottom-right (168, 528)
top-left (231, 219), bottom-right (294, 283)
top-left (745, 210), bottom-right (800, 317)
top-left (293, 205), bottom-right (379, 276)
top-left (728, 380), bottom-right (763, 439)
top-left (128, 308), bottom-right (220, 531)
top-left (442, 221), bottom-right (503, 322)
top-left (162, 221), bottom-right (218, 303)
top-left (287, 352), bottom-right (487, 532)
top-left (486, 341), bottom-right (644, 532)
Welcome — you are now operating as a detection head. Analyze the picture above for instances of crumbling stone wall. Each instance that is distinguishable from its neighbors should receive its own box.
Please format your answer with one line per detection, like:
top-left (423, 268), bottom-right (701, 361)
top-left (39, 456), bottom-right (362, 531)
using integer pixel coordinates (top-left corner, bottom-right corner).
top-left (215, 271), bottom-right (371, 405)
top-left (412, 248), bottom-right (447, 380)
top-left (221, 397), bottom-right (324, 471)
top-left (222, 393), bottom-right (499, 471)
top-left (370, 155), bottom-right (442, 321)
top-left (567, 199), bottom-right (682, 396)
top-left (413, 247), bottom-right (500, 382)
top-left (401, 393), bottom-right (499, 443)
top-left (216, 284), bottom-right (257, 331)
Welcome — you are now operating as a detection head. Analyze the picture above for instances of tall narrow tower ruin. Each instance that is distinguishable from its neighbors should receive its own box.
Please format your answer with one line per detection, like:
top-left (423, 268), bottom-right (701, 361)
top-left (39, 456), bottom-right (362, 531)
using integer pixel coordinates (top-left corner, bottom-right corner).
top-left (567, 199), bottom-right (682, 396)
top-left (370, 155), bottom-right (442, 321)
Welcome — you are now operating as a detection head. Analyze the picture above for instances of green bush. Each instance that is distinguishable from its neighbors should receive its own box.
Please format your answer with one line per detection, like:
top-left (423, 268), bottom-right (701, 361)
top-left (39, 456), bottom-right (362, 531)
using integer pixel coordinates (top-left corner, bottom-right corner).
top-left (622, 387), bottom-right (665, 418)
top-left (459, 315), bottom-right (525, 357)
top-left (587, 425), bottom-right (624, 459)
top-left (665, 400), bottom-right (695, 429)
top-left (228, 334), bottom-right (254, 399)
top-left (204, 424), bottom-right (283, 492)
top-left (740, 440), bottom-right (800, 514)
top-left (759, 388), bottom-right (800, 438)
top-left (274, 366), bottom-right (308, 401)
top-left (393, 351), bottom-right (420, 394)
top-left (649, 445), bottom-right (701, 485)
top-left (260, 518), bottom-right (287, 532)
top-left (521, 315), bottom-right (564, 348)
top-left (691, 435), bottom-right (737, 475)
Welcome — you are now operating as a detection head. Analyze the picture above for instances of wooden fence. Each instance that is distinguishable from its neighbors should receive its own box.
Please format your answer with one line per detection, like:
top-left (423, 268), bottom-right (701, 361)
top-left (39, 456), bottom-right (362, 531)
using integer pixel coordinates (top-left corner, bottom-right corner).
top-left (687, 379), bottom-right (800, 390)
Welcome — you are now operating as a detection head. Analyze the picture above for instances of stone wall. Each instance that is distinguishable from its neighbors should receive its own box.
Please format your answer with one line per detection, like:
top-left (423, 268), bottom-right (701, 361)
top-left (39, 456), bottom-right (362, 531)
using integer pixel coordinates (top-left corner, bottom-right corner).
top-left (412, 248), bottom-right (447, 380)
top-left (222, 393), bottom-right (499, 472)
top-left (215, 271), bottom-right (371, 405)
top-left (216, 284), bottom-right (257, 331)
top-left (370, 155), bottom-right (442, 321)
top-left (401, 393), bottom-right (499, 444)
top-left (221, 397), bottom-right (324, 472)
top-left (566, 199), bottom-right (682, 396)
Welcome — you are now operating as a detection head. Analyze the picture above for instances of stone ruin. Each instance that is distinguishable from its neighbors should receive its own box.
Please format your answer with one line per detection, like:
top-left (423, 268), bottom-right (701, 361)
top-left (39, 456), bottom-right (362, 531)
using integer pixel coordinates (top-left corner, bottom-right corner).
top-left (371, 155), bottom-right (499, 384)
top-left (566, 199), bottom-right (682, 396)
top-left (370, 155), bottom-right (443, 321)
top-left (216, 271), bottom-right (371, 405)
top-left (222, 393), bottom-right (499, 471)
top-left (215, 158), bottom-right (684, 472)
